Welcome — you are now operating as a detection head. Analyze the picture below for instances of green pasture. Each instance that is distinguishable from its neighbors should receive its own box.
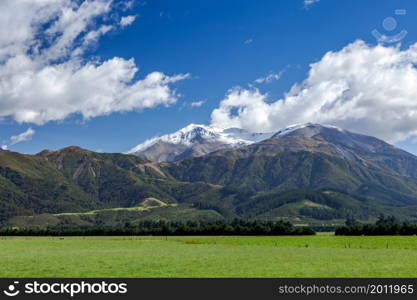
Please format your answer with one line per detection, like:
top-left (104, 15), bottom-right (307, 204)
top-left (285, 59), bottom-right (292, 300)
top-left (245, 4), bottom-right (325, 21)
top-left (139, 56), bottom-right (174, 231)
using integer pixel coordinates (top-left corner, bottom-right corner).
top-left (0, 236), bottom-right (416, 277)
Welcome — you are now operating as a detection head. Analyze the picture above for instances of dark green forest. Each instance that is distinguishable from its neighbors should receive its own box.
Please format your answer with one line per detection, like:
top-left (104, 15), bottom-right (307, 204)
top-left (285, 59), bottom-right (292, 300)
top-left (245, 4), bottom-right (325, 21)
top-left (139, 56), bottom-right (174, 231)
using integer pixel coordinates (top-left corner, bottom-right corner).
top-left (1, 219), bottom-right (315, 236)
top-left (336, 215), bottom-right (417, 235)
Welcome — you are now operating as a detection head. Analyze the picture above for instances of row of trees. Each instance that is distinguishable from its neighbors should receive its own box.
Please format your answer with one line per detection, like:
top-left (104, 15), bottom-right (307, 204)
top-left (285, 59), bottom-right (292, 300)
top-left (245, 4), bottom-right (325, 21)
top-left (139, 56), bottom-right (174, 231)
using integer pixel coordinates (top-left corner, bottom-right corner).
top-left (336, 215), bottom-right (417, 235)
top-left (0, 219), bottom-right (315, 236)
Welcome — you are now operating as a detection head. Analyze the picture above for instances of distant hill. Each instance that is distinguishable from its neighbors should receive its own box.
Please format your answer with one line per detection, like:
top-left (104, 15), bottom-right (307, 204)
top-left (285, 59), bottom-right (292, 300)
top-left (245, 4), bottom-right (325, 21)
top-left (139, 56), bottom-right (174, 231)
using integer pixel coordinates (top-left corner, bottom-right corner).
top-left (2, 124), bottom-right (417, 228)
top-left (0, 147), bottom-right (225, 226)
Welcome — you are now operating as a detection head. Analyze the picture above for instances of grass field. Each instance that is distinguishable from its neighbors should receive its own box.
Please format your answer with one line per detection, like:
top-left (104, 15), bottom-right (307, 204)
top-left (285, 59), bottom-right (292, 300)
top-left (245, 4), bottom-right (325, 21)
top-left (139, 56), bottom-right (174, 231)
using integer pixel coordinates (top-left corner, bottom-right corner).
top-left (0, 235), bottom-right (416, 277)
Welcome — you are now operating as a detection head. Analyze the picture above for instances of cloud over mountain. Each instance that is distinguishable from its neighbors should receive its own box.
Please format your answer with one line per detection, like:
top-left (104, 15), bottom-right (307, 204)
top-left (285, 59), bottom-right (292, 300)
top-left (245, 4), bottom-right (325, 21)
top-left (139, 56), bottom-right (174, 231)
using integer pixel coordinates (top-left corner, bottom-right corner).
top-left (211, 40), bottom-right (417, 143)
top-left (0, 0), bottom-right (188, 125)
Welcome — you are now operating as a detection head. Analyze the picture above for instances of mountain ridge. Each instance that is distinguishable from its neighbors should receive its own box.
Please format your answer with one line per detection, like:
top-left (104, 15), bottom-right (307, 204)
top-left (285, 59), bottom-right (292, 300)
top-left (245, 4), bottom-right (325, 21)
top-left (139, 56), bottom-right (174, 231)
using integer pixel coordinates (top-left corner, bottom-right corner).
top-left (127, 123), bottom-right (274, 162)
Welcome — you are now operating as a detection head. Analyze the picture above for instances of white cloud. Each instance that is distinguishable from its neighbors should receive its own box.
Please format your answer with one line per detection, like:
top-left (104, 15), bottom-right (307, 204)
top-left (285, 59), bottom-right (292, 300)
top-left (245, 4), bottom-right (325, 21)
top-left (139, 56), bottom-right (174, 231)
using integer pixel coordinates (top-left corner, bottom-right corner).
top-left (0, 0), bottom-right (188, 125)
top-left (123, 1), bottom-right (136, 9)
top-left (254, 72), bottom-right (281, 84)
top-left (190, 100), bottom-right (206, 107)
top-left (211, 88), bottom-right (272, 132)
top-left (304, 0), bottom-right (320, 8)
top-left (120, 15), bottom-right (137, 27)
top-left (211, 40), bottom-right (417, 143)
top-left (244, 39), bottom-right (253, 45)
top-left (10, 128), bottom-right (36, 146)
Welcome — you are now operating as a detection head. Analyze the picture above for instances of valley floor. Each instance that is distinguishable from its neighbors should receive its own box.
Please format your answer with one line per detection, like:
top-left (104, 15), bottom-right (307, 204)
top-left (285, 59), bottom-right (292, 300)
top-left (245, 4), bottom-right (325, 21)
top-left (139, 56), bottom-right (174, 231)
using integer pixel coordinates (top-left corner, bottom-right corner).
top-left (0, 236), bottom-right (416, 277)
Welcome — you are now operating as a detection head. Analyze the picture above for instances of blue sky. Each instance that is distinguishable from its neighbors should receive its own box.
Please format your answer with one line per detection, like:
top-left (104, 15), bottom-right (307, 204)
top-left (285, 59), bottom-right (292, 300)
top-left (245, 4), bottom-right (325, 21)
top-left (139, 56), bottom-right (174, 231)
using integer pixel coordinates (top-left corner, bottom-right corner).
top-left (2, 0), bottom-right (417, 154)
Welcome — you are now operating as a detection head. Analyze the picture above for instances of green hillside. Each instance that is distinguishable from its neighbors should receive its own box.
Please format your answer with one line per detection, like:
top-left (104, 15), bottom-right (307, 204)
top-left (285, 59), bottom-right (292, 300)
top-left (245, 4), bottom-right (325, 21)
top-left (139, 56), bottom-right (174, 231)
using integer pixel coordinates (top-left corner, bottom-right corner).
top-left (3, 131), bottom-right (417, 228)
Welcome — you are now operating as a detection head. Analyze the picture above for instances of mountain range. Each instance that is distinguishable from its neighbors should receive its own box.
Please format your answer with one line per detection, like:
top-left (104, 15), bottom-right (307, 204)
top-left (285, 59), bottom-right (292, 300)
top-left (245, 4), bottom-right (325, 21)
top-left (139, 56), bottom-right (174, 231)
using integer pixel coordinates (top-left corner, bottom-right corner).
top-left (2, 123), bottom-right (417, 229)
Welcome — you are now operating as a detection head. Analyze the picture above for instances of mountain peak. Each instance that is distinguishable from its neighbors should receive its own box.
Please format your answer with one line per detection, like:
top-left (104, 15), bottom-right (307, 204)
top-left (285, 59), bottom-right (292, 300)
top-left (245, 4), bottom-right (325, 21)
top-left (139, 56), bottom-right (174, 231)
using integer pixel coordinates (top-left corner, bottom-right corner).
top-left (38, 146), bottom-right (91, 157)
top-left (57, 146), bottom-right (90, 153)
top-left (273, 123), bottom-right (345, 138)
top-left (269, 123), bottom-right (410, 158)
top-left (127, 124), bottom-right (223, 154)
top-left (128, 124), bottom-right (274, 162)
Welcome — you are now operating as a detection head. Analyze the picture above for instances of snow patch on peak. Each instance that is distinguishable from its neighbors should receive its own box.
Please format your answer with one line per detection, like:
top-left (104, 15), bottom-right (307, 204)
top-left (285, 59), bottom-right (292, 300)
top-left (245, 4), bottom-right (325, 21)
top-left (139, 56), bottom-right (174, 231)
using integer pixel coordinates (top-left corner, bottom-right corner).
top-left (127, 124), bottom-right (274, 154)
top-left (223, 127), bottom-right (275, 143)
top-left (273, 123), bottom-right (345, 138)
top-left (127, 136), bottom-right (164, 154)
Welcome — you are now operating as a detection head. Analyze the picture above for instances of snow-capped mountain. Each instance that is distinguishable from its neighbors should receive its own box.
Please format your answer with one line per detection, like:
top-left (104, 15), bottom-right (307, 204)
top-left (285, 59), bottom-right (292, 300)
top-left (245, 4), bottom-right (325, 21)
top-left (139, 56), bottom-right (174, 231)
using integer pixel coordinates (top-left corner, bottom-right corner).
top-left (128, 122), bottom-right (407, 163)
top-left (273, 123), bottom-right (345, 138)
top-left (271, 123), bottom-right (407, 155)
top-left (128, 124), bottom-right (274, 162)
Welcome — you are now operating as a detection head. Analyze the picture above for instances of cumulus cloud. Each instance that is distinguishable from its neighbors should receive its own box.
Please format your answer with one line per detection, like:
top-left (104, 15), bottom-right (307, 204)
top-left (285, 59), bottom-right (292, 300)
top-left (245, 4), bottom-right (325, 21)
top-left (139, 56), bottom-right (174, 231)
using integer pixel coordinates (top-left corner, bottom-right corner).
top-left (120, 15), bottom-right (137, 27)
top-left (244, 39), bottom-right (253, 45)
top-left (10, 128), bottom-right (36, 146)
top-left (211, 40), bottom-right (417, 143)
top-left (190, 100), bottom-right (206, 107)
top-left (254, 72), bottom-right (281, 84)
top-left (0, 0), bottom-right (188, 125)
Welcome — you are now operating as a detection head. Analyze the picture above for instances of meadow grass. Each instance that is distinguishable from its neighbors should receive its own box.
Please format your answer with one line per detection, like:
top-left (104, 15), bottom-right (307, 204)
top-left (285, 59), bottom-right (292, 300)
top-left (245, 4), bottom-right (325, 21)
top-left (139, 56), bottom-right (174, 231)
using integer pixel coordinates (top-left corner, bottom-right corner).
top-left (0, 236), bottom-right (416, 277)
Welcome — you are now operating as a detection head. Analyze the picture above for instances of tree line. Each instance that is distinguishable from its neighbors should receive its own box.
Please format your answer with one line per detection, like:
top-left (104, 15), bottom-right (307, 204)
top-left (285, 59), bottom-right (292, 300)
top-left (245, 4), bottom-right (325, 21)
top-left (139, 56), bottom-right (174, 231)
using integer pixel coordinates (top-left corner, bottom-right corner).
top-left (0, 219), bottom-right (315, 236)
top-left (336, 214), bottom-right (417, 235)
